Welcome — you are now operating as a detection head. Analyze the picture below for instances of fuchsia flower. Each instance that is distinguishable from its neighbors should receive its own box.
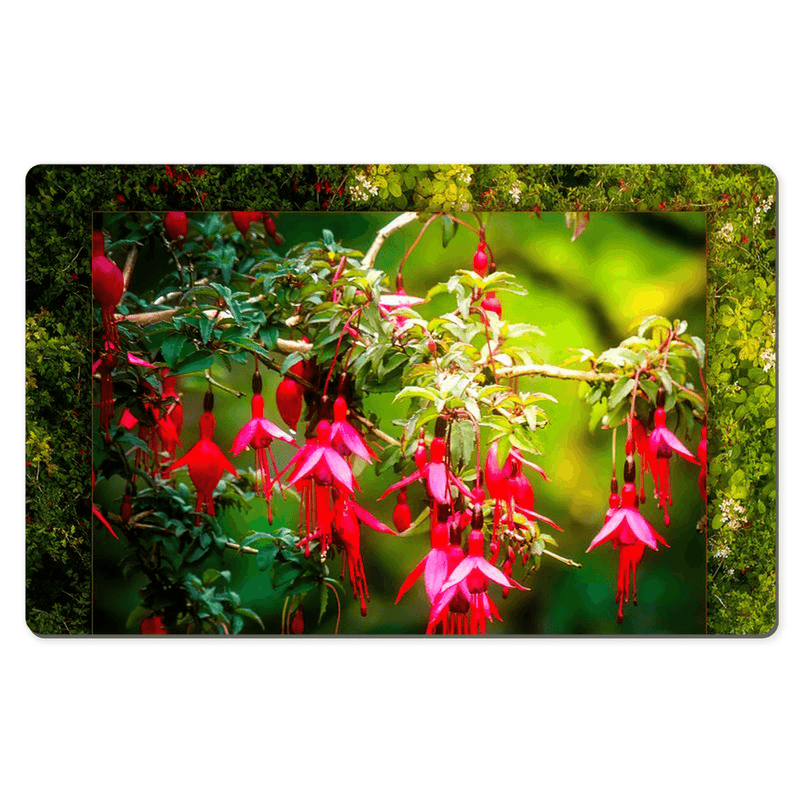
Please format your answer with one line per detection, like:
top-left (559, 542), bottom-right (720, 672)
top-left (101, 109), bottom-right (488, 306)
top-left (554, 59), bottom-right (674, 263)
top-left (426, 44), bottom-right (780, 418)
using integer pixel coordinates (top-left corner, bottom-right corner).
top-left (330, 492), bottom-right (396, 616)
top-left (379, 421), bottom-right (473, 507)
top-left (587, 461), bottom-right (668, 623)
top-left (697, 425), bottom-right (708, 504)
top-left (485, 441), bottom-right (562, 534)
top-left (392, 487), bottom-right (412, 532)
top-left (395, 508), bottom-right (451, 605)
top-left (378, 277), bottom-right (426, 335)
top-left (231, 371), bottom-right (295, 521)
top-left (330, 395), bottom-right (376, 463)
top-left (163, 392), bottom-right (238, 520)
top-left (648, 389), bottom-right (699, 525)
top-left (284, 420), bottom-right (355, 493)
top-left (283, 420), bottom-right (357, 555)
top-left (428, 509), bottom-right (528, 635)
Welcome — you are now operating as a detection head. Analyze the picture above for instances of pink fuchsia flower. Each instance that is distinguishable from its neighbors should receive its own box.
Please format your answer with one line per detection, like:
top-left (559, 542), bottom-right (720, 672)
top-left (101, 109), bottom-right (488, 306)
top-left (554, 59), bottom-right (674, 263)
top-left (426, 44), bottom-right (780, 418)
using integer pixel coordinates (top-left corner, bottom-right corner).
top-left (92, 229), bottom-right (124, 352)
top-left (283, 420), bottom-right (356, 494)
top-left (331, 492), bottom-right (396, 616)
top-left (648, 390), bottom-right (700, 525)
top-left (164, 211), bottom-right (188, 246)
top-left (395, 508), bottom-right (451, 605)
top-left (379, 419), bottom-right (474, 507)
top-left (330, 395), bottom-right (377, 464)
top-left (231, 372), bottom-right (295, 521)
top-left (629, 414), bottom-right (653, 503)
top-left (697, 425), bottom-right (707, 504)
top-left (379, 286), bottom-right (427, 335)
top-left (428, 509), bottom-right (529, 635)
top-left (282, 420), bottom-right (358, 555)
top-left (587, 461), bottom-right (669, 623)
top-left (163, 392), bottom-right (238, 519)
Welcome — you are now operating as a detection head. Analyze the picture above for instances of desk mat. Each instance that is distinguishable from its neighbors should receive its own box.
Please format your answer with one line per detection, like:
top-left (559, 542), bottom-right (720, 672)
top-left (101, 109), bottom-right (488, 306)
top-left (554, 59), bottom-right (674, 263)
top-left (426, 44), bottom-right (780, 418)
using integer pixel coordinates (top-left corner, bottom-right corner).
top-left (24, 165), bottom-right (777, 635)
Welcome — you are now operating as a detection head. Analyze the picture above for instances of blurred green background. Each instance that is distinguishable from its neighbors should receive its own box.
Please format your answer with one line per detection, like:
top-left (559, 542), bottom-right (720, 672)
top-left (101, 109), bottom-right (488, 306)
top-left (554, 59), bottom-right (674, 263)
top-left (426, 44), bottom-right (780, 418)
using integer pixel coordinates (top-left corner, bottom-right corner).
top-left (94, 211), bottom-right (706, 635)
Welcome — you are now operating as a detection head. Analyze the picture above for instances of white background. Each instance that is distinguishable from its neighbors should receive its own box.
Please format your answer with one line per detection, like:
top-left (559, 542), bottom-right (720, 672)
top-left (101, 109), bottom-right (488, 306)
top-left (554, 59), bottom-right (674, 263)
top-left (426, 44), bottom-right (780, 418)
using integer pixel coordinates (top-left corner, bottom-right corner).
top-left (7, 3), bottom-right (795, 798)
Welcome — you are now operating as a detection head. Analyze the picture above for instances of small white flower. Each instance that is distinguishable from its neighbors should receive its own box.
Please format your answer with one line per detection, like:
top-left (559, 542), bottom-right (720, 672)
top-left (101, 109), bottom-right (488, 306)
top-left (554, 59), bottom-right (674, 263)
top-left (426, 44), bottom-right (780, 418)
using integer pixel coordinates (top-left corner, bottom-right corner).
top-left (720, 498), bottom-right (747, 531)
top-left (759, 348), bottom-right (776, 372)
top-left (718, 222), bottom-right (735, 242)
top-left (508, 180), bottom-right (523, 205)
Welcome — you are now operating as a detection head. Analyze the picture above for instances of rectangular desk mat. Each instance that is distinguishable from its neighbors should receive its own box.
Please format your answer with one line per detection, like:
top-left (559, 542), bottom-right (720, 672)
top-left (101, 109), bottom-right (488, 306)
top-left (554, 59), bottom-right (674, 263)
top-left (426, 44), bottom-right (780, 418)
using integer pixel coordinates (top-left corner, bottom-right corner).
top-left (24, 164), bottom-right (777, 636)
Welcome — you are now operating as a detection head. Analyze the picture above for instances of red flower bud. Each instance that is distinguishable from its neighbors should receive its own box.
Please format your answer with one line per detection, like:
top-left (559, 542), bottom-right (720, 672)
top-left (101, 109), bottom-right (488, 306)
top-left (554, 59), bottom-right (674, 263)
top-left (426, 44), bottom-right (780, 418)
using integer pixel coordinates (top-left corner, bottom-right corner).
top-left (473, 243), bottom-right (488, 277)
top-left (276, 377), bottom-right (304, 430)
top-left (164, 211), bottom-right (188, 244)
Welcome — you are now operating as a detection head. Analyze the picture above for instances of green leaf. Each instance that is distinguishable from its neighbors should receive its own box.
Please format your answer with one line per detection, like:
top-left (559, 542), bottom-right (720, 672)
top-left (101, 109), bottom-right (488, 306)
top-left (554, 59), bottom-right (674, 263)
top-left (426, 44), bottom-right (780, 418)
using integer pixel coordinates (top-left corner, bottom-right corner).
top-left (441, 216), bottom-right (458, 248)
top-left (174, 351), bottom-right (214, 375)
top-left (608, 377), bottom-right (635, 410)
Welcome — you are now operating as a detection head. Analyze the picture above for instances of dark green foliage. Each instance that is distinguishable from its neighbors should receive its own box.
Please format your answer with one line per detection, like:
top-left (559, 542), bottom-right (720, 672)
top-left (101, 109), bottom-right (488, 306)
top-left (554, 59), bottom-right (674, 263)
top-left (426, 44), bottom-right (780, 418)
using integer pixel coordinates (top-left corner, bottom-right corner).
top-left (25, 164), bottom-right (776, 634)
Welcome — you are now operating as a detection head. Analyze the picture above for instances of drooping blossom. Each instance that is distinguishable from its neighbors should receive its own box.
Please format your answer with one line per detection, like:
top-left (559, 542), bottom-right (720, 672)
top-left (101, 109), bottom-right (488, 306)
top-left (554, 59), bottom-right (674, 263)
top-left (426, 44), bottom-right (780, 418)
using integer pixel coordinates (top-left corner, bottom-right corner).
top-left (379, 418), bottom-right (473, 507)
top-left (282, 420), bottom-right (357, 555)
top-left (648, 389), bottom-right (699, 525)
top-left (232, 211), bottom-right (263, 238)
top-left (92, 229), bottom-right (124, 351)
top-left (428, 509), bottom-right (528, 635)
top-left (586, 460), bottom-right (668, 623)
top-left (163, 391), bottom-right (238, 520)
top-left (395, 507), bottom-right (451, 605)
top-left (697, 424), bottom-right (707, 504)
top-left (331, 492), bottom-right (395, 616)
top-left (231, 370), bottom-right (295, 521)
top-left (629, 414), bottom-right (653, 503)
top-left (378, 274), bottom-right (426, 335)
top-left (330, 395), bottom-right (376, 464)
top-left (484, 441), bottom-right (561, 537)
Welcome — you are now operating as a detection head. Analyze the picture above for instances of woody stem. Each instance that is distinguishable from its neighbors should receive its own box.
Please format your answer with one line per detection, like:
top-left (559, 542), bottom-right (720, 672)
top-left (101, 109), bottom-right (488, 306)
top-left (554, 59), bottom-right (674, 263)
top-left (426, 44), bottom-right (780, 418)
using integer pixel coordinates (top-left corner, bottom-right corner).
top-left (494, 363), bottom-right (616, 381)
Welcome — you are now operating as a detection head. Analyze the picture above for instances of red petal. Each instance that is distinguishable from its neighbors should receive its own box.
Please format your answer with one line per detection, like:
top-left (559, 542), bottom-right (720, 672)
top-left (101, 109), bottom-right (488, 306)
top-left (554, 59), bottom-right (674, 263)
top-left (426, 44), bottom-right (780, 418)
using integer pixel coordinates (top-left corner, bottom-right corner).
top-left (351, 502), bottom-right (394, 534)
top-left (424, 549), bottom-right (450, 602)
top-left (622, 508), bottom-right (658, 550)
top-left (586, 512), bottom-right (624, 552)
top-left (396, 555), bottom-right (429, 603)
top-left (427, 462), bottom-right (449, 504)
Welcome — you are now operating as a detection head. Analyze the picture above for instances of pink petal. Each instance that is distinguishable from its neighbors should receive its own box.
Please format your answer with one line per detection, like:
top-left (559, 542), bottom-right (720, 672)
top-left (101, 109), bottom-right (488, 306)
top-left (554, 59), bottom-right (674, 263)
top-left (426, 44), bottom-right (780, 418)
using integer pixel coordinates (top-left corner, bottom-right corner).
top-left (396, 555), bottom-right (428, 603)
top-left (127, 353), bottom-right (156, 369)
top-left (334, 422), bottom-right (373, 463)
top-left (427, 462), bottom-right (449, 504)
top-left (323, 448), bottom-right (355, 491)
top-left (378, 470), bottom-right (422, 501)
top-left (286, 448), bottom-right (323, 486)
top-left (257, 418), bottom-right (295, 444)
top-left (424, 549), bottom-right (450, 602)
top-left (441, 557), bottom-right (477, 591)
top-left (476, 558), bottom-right (518, 589)
top-left (586, 512), bottom-right (624, 552)
top-left (427, 585), bottom-right (458, 629)
top-left (449, 473), bottom-right (476, 501)
top-left (351, 502), bottom-right (394, 534)
top-left (622, 508), bottom-right (658, 550)
top-left (517, 504), bottom-right (564, 532)
top-left (660, 429), bottom-right (700, 464)
top-left (231, 419), bottom-right (261, 455)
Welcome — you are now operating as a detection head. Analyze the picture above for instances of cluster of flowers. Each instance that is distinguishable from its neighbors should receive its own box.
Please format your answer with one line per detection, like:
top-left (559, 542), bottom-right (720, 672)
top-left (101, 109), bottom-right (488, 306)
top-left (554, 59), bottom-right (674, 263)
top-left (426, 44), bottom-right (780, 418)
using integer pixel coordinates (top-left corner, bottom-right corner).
top-left (586, 388), bottom-right (706, 622)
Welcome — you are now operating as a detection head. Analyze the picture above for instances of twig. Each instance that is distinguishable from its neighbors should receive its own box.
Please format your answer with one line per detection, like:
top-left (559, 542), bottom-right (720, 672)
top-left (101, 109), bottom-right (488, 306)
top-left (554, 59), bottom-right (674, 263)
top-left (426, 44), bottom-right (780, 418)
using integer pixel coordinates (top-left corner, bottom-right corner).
top-left (361, 212), bottom-right (421, 271)
top-left (116, 308), bottom-right (178, 325)
top-left (225, 541), bottom-right (259, 555)
top-left (204, 371), bottom-right (245, 398)
top-left (495, 363), bottom-right (616, 382)
top-left (542, 549), bottom-right (582, 568)
top-left (123, 246), bottom-right (138, 290)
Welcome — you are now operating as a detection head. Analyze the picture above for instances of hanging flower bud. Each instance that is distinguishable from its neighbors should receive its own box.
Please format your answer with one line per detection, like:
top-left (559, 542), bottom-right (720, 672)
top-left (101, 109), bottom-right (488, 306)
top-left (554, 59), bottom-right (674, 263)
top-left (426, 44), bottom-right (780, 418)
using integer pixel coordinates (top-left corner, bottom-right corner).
top-left (393, 488), bottom-right (412, 532)
top-left (164, 211), bottom-right (188, 245)
top-left (481, 291), bottom-right (502, 317)
top-left (473, 242), bottom-right (488, 277)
